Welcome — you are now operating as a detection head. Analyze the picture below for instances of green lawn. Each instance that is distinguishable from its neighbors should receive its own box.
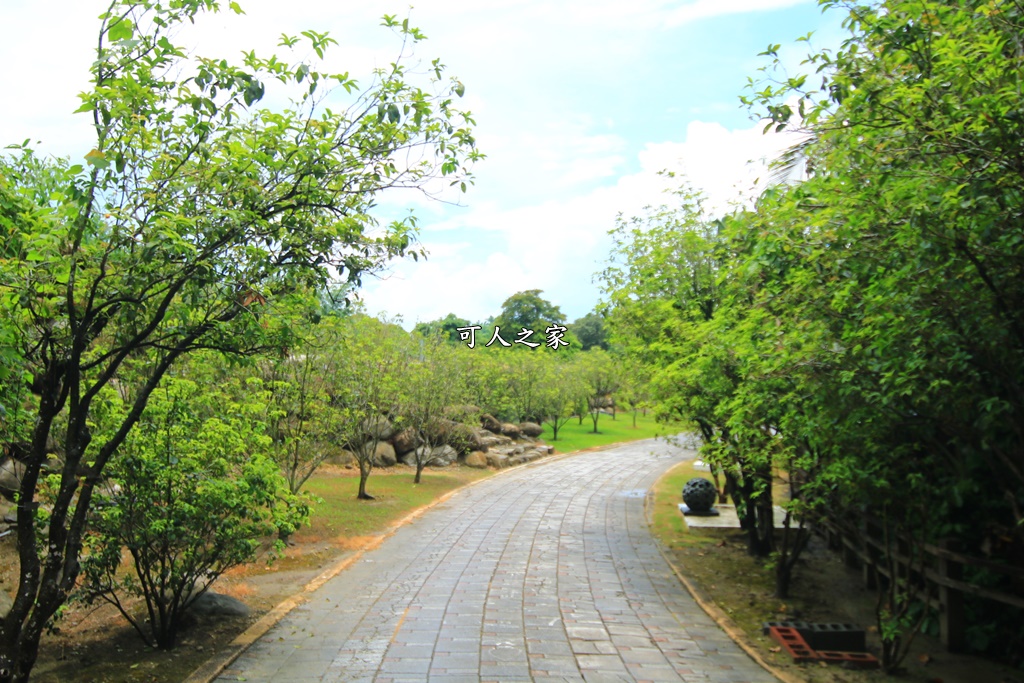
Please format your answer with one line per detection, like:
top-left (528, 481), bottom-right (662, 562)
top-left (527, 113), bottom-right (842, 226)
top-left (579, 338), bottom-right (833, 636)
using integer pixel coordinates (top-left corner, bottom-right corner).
top-left (541, 410), bottom-right (677, 453)
top-left (297, 468), bottom-right (492, 542)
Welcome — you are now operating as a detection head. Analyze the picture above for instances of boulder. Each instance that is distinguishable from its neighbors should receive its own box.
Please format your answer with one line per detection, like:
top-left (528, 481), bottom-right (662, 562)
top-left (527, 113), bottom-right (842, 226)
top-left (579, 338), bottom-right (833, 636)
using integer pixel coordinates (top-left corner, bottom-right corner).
top-left (485, 452), bottom-right (509, 469)
top-left (403, 445), bottom-right (459, 468)
top-left (464, 451), bottom-right (488, 469)
top-left (479, 413), bottom-right (503, 434)
top-left (324, 448), bottom-right (355, 466)
top-left (500, 423), bottom-right (522, 438)
top-left (371, 441), bottom-right (397, 467)
top-left (361, 415), bottom-right (396, 441)
top-left (189, 591), bottom-right (251, 618)
top-left (0, 458), bottom-right (25, 502)
top-left (466, 428), bottom-right (492, 453)
top-left (392, 428), bottom-right (421, 455)
top-left (479, 434), bottom-right (512, 449)
top-left (518, 422), bottom-right (544, 438)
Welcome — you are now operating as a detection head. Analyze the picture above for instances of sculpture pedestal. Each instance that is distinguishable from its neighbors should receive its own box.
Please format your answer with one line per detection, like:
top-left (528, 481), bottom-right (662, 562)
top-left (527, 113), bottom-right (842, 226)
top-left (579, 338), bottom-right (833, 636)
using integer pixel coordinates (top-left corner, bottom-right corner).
top-left (678, 503), bottom-right (721, 516)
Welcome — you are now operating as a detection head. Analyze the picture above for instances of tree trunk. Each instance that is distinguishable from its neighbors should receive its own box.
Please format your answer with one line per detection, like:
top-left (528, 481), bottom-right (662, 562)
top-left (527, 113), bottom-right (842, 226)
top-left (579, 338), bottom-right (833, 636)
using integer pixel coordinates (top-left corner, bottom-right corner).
top-left (0, 628), bottom-right (43, 683)
top-left (414, 461), bottom-right (424, 484)
top-left (357, 461), bottom-right (373, 500)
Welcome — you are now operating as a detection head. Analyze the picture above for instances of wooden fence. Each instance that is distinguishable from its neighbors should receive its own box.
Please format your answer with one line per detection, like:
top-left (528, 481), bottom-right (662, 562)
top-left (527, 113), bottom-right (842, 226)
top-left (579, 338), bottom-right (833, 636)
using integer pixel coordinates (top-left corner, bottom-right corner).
top-left (815, 514), bottom-right (1024, 652)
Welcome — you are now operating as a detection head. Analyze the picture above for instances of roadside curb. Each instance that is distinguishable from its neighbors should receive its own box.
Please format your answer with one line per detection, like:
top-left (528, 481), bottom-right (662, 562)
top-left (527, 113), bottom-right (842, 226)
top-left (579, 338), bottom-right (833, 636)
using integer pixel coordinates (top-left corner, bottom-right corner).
top-left (183, 443), bottom-right (596, 683)
top-left (643, 482), bottom-right (804, 683)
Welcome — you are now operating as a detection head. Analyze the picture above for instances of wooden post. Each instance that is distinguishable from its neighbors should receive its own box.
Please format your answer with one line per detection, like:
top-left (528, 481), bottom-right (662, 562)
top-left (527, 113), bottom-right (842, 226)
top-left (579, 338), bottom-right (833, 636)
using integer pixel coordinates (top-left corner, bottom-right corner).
top-left (938, 540), bottom-right (966, 652)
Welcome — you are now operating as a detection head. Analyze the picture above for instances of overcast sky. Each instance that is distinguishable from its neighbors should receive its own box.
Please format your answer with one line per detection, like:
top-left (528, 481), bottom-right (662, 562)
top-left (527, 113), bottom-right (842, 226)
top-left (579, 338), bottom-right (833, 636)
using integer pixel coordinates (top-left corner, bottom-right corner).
top-left (1, 0), bottom-right (844, 327)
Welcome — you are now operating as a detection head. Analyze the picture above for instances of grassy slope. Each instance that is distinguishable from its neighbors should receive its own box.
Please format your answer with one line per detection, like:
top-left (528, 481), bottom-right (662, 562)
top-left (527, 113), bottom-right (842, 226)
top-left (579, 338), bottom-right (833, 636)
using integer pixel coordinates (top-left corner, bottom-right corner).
top-left (542, 410), bottom-right (673, 453)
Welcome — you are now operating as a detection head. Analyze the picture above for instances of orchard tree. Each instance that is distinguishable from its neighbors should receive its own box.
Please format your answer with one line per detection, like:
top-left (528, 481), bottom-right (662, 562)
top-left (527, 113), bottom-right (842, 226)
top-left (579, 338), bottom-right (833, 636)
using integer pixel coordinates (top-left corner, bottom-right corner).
top-left (0, 1), bottom-right (478, 679)
top-left (335, 315), bottom-right (411, 499)
top-left (578, 349), bottom-right (621, 434)
top-left (81, 372), bottom-right (304, 649)
top-left (402, 334), bottom-right (470, 483)
top-left (538, 360), bottom-right (588, 441)
top-left (260, 309), bottom-right (350, 499)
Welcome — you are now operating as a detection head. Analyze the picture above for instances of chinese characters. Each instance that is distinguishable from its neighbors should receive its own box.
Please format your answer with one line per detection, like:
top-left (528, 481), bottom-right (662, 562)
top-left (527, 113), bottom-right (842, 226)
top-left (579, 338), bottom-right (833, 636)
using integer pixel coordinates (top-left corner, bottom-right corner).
top-left (456, 325), bottom-right (570, 350)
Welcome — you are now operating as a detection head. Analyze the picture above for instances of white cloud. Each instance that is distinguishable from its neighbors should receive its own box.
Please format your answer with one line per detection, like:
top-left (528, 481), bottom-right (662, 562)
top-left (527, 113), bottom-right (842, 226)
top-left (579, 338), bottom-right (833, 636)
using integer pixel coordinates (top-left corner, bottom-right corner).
top-left (360, 115), bottom-right (804, 326)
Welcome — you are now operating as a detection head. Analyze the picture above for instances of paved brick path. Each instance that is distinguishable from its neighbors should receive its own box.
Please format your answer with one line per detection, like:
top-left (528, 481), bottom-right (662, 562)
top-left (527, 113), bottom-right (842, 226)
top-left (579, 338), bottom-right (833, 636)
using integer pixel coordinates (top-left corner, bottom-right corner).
top-left (218, 439), bottom-right (776, 682)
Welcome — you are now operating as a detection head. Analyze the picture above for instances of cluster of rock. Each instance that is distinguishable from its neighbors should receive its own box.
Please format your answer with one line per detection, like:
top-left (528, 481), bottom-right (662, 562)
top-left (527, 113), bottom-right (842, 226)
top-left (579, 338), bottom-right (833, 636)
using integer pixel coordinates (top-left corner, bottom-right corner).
top-left (332, 409), bottom-right (555, 470)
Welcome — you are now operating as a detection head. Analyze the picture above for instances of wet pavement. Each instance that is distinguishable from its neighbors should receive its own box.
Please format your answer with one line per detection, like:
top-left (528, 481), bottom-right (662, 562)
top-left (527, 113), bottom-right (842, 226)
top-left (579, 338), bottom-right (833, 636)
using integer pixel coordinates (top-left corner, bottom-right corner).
top-left (217, 438), bottom-right (776, 683)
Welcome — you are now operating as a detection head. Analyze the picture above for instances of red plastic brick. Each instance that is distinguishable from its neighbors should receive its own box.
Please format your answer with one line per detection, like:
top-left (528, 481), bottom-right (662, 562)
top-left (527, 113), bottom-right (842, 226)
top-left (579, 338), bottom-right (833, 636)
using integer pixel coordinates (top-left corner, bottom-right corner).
top-left (768, 626), bottom-right (819, 664)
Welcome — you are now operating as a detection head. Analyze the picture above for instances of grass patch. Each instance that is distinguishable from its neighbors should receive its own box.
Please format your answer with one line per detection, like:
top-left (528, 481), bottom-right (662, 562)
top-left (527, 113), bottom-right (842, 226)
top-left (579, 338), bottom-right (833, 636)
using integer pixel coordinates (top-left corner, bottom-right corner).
top-left (297, 466), bottom-right (492, 542)
top-left (649, 459), bottom-right (718, 551)
top-left (542, 410), bottom-right (673, 453)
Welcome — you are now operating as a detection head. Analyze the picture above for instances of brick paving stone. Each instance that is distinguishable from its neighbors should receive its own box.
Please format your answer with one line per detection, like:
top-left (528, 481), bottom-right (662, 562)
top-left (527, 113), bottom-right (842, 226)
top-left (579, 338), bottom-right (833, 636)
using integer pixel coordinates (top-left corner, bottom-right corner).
top-left (216, 439), bottom-right (777, 683)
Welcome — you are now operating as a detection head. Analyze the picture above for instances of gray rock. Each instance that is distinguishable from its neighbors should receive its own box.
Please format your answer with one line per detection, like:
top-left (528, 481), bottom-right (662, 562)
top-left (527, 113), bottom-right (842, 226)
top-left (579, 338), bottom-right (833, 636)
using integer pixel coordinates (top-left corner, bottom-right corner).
top-left (479, 434), bottom-right (511, 449)
top-left (485, 452), bottom-right (509, 469)
top-left (479, 413), bottom-right (503, 433)
top-left (519, 422), bottom-right (544, 438)
top-left (371, 441), bottom-right (397, 467)
top-left (403, 445), bottom-right (459, 468)
top-left (391, 428), bottom-right (421, 455)
top-left (361, 416), bottom-right (396, 441)
top-left (324, 448), bottom-right (355, 466)
top-left (500, 423), bottom-right (522, 438)
top-left (188, 590), bottom-right (251, 617)
top-left (0, 458), bottom-right (25, 501)
top-left (464, 451), bottom-right (488, 468)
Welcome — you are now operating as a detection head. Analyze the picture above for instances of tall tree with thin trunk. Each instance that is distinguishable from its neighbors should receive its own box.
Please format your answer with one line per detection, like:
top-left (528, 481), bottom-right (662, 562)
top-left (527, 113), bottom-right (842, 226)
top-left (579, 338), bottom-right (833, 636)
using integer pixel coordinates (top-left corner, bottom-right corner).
top-left (0, 1), bottom-right (477, 678)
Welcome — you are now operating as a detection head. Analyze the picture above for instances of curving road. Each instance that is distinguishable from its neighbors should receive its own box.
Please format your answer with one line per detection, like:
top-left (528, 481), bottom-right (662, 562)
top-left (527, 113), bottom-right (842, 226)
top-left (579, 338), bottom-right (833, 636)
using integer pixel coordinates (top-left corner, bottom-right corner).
top-left (217, 439), bottom-right (776, 683)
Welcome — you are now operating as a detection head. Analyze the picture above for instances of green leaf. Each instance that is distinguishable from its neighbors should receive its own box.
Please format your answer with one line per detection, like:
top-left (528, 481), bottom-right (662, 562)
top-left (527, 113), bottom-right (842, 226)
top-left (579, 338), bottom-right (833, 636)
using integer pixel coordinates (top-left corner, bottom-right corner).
top-left (84, 149), bottom-right (109, 169)
top-left (107, 19), bottom-right (133, 42)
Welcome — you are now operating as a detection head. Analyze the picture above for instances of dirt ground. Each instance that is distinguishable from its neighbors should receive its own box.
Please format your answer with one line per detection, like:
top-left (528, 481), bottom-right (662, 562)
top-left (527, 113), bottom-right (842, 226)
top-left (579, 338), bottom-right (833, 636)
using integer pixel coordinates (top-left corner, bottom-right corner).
top-left (12, 534), bottom-right (350, 683)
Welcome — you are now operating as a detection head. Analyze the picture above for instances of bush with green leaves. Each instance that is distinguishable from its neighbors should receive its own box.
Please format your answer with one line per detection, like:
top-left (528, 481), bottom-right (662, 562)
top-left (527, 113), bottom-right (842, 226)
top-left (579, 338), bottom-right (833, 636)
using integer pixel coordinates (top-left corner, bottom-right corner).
top-left (81, 376), bottom-right (307, 649)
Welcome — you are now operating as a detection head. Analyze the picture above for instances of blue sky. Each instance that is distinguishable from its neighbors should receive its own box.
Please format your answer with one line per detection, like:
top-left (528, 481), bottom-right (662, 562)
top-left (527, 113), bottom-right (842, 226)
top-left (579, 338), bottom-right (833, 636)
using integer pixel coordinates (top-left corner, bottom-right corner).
top-left (1, 0), bottom-right (845, 327)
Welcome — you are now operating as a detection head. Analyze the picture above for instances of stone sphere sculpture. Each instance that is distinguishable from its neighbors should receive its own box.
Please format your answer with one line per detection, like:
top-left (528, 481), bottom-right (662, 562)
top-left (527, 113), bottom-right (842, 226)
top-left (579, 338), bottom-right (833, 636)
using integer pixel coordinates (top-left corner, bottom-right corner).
top-left (682, 477), bottom-right (717, 513)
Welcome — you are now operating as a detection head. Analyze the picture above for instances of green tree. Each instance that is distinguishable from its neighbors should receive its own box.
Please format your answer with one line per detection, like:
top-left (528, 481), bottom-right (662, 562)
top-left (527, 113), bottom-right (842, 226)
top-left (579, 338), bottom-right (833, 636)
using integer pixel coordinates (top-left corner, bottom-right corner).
top-left (260, 310), bottom-right (349, 499)
top-left (538, 359), bottom-right (588, 441)
top-left (413, 313), bottom-right (472, 344)
top-left (335, 315), bottom-right (411, 499)
top-left (578, 349), bottom-right (621, 434)
top-left (81, 372), bottom-right (303, 649)
top-left (402, 334), bottom-right (470, 483)
top-left (736, 0), bottom-right (1024, 666)
top-left (0, 1), bottom-right (477, 678)
top-left (571, 311), bottom-right (609, 351)
top-left (494, 290), bottom-right (566, 341)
